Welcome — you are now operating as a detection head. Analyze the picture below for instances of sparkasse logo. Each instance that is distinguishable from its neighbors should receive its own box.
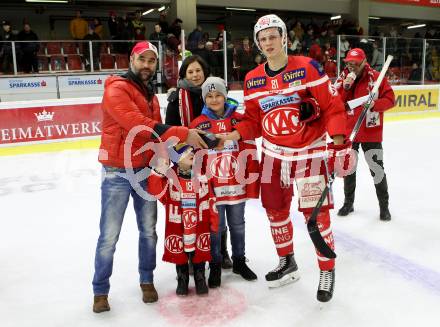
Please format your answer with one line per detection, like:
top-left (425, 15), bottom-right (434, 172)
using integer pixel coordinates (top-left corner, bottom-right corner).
top-left (67, 77), bottom-right (102, 86)
top-left (9, 80), bottom-right (47, 88)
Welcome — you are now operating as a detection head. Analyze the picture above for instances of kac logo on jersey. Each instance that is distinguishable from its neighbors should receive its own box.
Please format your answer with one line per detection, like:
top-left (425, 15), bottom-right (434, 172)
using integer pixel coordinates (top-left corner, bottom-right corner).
top-left (246, 76), bottom-right (266, 90)
top-left (182, 209), bottom-right (197, 229)
top-left (197, 233), bottom-right (211, 252)
top-left (258, 93), bottom-right (301, 112)
top-left (282, 68), bottom-right (306, 83)
top-left (262, 107), bottom-right (303, 136)
top-left (165, 235), bottom-right (183, 254)
top-left (209, 154), bottom-right (240, 179)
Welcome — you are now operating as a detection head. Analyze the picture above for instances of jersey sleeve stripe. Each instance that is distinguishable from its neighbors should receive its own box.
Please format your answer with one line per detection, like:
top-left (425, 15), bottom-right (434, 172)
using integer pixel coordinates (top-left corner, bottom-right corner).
top-left (306, 75), bottom-right (329, 88)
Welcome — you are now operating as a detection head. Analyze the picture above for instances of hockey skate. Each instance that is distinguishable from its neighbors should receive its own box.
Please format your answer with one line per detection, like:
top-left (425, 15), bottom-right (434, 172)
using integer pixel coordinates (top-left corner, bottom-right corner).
top-left (265, 253), bottom-right (300, 288)
top-left (317, 269), bottom-right (335, 302)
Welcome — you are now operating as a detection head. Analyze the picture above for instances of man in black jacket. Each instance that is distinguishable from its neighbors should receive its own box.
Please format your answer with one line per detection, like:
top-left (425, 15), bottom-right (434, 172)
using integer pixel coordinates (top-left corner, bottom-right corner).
top-left (1, 20), bottom-right (15, 74)
top-left (17, 23), bottom-right (39, 74)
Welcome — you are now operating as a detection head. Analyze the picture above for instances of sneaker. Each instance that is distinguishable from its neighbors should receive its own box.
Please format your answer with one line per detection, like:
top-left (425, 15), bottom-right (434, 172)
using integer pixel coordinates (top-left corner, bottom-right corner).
top-left (380, 207), bottom-right (391, 221)
top-left (140, 283), bottom-right (158, 303)
top-left (193, 263), bottom-right (208, 295)
top-left (208, 262), bottom-right (222, 288)
top-left (232, 257), bottom-right (257, 281)
top-left (176, 264), bottom-right (189, 296)
top-left (93, 295), bottom-right (110, 313)
top-left (265, 254), bottom-right (300, 288)
top-left (337, 203), bottom-right (354, 216)
top-left (317, 269), bottom-right (335, 302)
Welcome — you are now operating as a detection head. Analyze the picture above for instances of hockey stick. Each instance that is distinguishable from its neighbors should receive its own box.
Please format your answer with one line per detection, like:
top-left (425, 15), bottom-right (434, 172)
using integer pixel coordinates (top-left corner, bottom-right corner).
top-left (306, 55), bottom-right (394, 259)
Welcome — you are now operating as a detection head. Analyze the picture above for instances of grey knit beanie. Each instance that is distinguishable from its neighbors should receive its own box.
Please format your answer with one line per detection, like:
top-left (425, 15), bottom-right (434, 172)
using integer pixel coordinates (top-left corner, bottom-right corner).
top-left (201, 77), bottom-right (227, 102)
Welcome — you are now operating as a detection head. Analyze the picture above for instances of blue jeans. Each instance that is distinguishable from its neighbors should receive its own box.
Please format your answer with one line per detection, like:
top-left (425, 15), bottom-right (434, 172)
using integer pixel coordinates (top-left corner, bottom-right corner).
top-left (211, 202), bottom-right (246, 263)
top-left (92, 165), bottom-right (158, 295)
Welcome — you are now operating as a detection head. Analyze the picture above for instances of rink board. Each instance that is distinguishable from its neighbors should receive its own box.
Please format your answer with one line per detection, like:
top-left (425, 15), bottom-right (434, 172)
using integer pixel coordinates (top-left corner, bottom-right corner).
top-left (1, 86), bottom-right (439, 156)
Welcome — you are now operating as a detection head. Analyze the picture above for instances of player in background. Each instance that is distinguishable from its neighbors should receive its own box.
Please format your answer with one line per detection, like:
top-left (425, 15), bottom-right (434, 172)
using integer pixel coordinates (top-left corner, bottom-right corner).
top-left (217, 14), bottom-right (351, 302)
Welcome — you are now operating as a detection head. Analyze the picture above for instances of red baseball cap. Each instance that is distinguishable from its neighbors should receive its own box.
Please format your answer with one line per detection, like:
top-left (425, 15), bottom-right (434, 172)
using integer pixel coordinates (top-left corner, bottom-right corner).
top-left (344, 48), bottom-right (366, 63)
top-left (131, 41), bottom-right (158, 58)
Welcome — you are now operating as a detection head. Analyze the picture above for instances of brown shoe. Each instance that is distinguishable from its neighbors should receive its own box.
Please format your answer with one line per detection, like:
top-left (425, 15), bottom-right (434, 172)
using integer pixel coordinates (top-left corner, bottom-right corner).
top-left (140, 283), bottom-right (158, 303)
top-left (93, 295), bottom-right (110, 313)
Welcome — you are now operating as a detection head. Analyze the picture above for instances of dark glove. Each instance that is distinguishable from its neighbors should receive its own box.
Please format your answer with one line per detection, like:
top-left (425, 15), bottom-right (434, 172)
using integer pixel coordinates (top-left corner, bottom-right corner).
top-left (200, 132), bottom-right (219, 149)
top-left (299, 97), bottom-right (320, 123)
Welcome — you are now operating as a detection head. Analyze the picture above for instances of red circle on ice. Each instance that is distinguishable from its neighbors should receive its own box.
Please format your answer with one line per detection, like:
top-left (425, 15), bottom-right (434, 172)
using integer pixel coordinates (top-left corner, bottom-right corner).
top-left (157, 286), bottom-right (247, 327)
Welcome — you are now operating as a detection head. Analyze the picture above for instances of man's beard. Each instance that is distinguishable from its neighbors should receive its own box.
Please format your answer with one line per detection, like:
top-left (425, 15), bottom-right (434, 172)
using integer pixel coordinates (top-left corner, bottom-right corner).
top-left (135, 68), bottom-right (153, 82)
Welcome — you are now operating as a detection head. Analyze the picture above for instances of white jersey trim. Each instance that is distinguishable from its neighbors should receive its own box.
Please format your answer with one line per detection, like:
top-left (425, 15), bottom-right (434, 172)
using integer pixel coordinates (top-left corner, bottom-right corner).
top-left (261, 135), bottom-right (327, 161)
top-left (243, 75), bottom-right (329, 101)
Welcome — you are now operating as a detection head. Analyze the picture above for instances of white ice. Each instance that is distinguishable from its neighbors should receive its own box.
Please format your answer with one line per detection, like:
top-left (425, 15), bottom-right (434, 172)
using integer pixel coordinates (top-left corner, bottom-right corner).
top-left (1, 118), bottom-right (439, 327)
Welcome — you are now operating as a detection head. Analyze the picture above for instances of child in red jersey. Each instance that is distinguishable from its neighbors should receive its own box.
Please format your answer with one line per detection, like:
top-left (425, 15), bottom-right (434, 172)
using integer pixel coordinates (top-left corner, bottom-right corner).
top-left (148, 143), bottom-right (218, 296)
top-left (190, 77), bottom-right (260, 288)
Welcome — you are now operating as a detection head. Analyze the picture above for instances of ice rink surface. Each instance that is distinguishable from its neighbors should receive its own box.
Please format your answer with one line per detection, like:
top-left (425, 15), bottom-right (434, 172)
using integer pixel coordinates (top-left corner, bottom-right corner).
top-left (1, 118), bottom-right (439, 327)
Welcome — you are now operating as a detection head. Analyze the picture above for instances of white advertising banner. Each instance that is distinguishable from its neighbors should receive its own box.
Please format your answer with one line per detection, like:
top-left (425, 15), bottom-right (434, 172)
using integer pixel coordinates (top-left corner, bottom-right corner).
top-left (0, 76), bottom-right (57, 101)
top-left (58, 74), bottom-right (112, 98)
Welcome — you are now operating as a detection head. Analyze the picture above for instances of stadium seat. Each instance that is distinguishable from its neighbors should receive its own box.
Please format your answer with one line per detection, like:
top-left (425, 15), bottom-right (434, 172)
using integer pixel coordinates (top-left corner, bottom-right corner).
top-left (37, 55), bottom-right (49, 72)
top-left (37, 43), bottom-right (46, 56)
top-left (62, 42), bottom-right (78, 55)
top-left (46, 42), bottom-right (62, 55)
top-left (115, 54), bottom-right (129, 69)
top-left (67, 55), bottom-right (83, 71)
top-left (50, 55), bottom-right (66, 71)
top-left (100, 54), bottom-right (115, 70)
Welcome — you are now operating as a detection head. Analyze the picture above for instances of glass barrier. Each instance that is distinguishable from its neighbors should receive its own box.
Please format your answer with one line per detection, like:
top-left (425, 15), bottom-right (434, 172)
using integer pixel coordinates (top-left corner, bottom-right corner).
top-left (2, 35), bottom-right (440, 88)
top-left (425, 39), bottom-right (440, 84)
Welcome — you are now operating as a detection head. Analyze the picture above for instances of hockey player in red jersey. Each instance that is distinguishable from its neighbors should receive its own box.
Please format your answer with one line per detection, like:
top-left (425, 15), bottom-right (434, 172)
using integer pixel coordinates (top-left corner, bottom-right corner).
top-left (190, 76), bottom-right (260, 288)
top-left (217, 14), bottom-right (351, 302)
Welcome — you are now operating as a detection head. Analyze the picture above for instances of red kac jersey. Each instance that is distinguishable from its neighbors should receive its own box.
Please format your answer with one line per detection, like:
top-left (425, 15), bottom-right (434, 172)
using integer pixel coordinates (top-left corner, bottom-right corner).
top-left (235, 56), bottom-right (346, 153)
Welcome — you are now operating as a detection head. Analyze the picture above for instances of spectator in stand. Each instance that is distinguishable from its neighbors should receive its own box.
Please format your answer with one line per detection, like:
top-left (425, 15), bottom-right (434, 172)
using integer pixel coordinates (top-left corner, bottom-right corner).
top-left (108, 11), bottom-right (118, 39)
top-left (309, 43), bottom-right (323, 63)
top-left (316, 27), bottom-right (330, 47)
top-left (192, 41), bottom-right (210, 64)
top-left (163, 48), bottom-right (178, 88)
top-left (187, 25), bottom-right (203, 51)
top-left (370, 40), bottom-right (383, 71)
top-left (83, 24), bottom-right (101, 71)
top-left (135, 28), bottom-right (146, 40)
top-left (17, 23), bottom-right (39, 74)
top-left (70, 10), bottom-right (88, 40)
top-left (149, 23), bottom-right (167, 45)
top-left (302, 26), bottom-right (315, 53)
top-left (254, 53), bottom-right (265, 65)
top-left (166, 33), bottom-right (180, 53)
top-left (115, 14), bottom-right (133, 54)
top-left (323, 41), bottom-right (336, 60)
top-left (287, 38), bottom-right (295, 55)
top-left (93, 17), bottom-right (104, 39)
top-left (204, 41), bottom-right (219, 72)
top-left (340, 33), bottom-right (350, 60)
top-left (235, 37), bottom-right (257, 80)
top-left (132, 11), bottom-right (146, 37)
top-left (170, 18), bottom-right (183, 39)
top-left (293, 21), bottom-right (304, 41)
top-left (158, 12), bottom-right (169, 35)
top-left (1, 20), bottom-right (15, 74)
top-left (408, 62), bottom-right (422, 84)
top-left (213, 32), bottom-right (223, 50)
